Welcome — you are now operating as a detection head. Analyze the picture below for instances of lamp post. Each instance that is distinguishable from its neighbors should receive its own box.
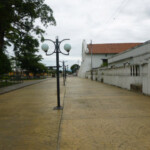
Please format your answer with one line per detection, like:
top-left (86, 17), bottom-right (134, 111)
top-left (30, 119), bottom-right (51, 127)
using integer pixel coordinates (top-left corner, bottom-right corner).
top-left (60, 61), bottom-right (67, 86)
top-left (65, 65), bottom-right (68, 81)
top-left (64, 65), bottom-right (67, 82)
top-left (41, 36), bottom-right (71, 110)
top-left (59, 60), bottom-right (67, 86)
top-left (90, 40), bottom-right (93, 80)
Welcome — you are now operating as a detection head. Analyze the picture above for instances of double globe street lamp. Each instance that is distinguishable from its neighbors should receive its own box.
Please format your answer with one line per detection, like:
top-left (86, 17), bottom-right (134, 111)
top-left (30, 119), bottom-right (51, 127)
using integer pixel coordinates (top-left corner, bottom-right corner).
top-left (41, 36), bottom-right (71, 110)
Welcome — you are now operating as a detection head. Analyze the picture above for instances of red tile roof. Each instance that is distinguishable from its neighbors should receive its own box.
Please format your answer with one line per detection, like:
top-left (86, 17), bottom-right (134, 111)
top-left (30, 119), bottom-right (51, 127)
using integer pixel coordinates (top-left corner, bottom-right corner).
top-left (87, 43), bottom-right (142, 54)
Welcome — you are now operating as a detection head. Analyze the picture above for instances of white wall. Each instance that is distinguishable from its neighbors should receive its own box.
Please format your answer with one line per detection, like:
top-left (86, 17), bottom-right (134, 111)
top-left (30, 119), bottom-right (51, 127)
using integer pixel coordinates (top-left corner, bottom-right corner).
top-left (84, 40), bottom-right (150, 96)
top-left (109, 41), bottom-right (150, 67)
top-left (142, 60), bottom-right (150, 95)
top-left (78, 40), bottom-right (115, 78)
top-left (78, 54), bottom-right (114, 78)
top-left (96, 60), bottom-right (150, 96)
top-left (148, 60), bottom-right (150, 94)
top-left (142, 64), bottom-right (148, 94)
top-left (98, 67), bottom-right (142, 90)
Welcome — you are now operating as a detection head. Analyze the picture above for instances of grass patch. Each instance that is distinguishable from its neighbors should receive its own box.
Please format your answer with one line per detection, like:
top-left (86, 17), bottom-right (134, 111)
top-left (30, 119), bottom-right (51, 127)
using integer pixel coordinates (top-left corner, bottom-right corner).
top-left (0, 82), bottom-right (20, 88)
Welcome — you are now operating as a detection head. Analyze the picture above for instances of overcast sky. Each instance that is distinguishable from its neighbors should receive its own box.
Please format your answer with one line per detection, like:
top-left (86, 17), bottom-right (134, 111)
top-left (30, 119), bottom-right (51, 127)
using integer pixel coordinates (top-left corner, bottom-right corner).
top-left (10, 0), bottom-right (150, 69)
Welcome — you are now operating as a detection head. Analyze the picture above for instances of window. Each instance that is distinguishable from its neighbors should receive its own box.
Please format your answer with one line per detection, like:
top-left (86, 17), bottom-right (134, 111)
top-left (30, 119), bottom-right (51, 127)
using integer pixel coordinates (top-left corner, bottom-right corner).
top-left (102, 59), bottom-right (108, 67)
top-left (130, 65), bottom-right (140, 76)
top-left (130, 66), bottom-right (132, 76)
top-left (136, 65), bottom-right (140, 76)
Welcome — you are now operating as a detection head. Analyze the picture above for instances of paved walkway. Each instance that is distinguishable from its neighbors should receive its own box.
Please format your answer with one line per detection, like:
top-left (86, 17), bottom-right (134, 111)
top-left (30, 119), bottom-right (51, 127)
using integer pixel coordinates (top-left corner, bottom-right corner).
top-left (0, 78), bottom-right (65, 150)
top-left (60, 77), bottom-right (150, 150)
top-left (0, 77), bottom-right (150, 150)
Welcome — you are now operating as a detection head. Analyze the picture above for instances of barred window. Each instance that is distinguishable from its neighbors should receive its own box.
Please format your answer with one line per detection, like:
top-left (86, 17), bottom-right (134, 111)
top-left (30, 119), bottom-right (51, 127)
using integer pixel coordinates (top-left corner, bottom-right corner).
top-left (130, 65), bottom-right (140, 76)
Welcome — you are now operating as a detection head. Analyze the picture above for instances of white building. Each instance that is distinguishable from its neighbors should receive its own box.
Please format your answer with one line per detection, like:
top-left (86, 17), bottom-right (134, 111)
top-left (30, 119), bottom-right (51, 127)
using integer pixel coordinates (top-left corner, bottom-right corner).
top-left (78, 40), bottom-right (142, 78)
top-left (97, 40), bottom-right (150, 95)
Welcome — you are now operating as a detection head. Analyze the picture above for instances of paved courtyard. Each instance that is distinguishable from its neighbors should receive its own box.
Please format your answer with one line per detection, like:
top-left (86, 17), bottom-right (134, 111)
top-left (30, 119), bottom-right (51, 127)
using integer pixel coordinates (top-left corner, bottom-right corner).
top-left (60, 77), bottom-right (150, 150)
top-left (0, 77), bottom-right (150, 150)
top-left (0, 79), bottom-right (65, 150)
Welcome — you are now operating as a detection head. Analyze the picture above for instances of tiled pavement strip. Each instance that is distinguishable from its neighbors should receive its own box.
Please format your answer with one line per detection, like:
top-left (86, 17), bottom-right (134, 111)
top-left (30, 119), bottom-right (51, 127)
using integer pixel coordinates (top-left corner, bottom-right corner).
top-left (0, 77), bottom-right (150, 150)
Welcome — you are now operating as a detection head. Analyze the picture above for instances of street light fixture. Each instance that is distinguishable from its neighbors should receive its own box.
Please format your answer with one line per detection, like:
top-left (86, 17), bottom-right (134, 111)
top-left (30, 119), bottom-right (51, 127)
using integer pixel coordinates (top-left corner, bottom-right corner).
top-left (41, 36), bottom-right (71, 110)
top-left (60, 61), bottom-right (67, 86)
top-left (65, 65), bottom-right (68, 82)
top-left (90, 40), bottom-right (93, 80)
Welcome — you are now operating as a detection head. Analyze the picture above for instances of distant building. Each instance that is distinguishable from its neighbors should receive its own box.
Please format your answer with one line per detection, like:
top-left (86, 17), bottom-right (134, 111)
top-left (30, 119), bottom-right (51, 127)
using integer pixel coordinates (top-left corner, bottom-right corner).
top-left (78, 40), bottom-right (142, 78)
top-left (96, 40), bottom-right (150, 95)
top-left (84, 40), bottom-right (150, 95)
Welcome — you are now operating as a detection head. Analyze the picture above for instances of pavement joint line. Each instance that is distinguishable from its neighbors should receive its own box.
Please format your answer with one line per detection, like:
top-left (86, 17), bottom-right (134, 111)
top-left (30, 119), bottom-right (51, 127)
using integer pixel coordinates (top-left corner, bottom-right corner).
top-left (56, 84), bottom-right (67, 150)
top-left (0, 78), bottom-right (49, 95)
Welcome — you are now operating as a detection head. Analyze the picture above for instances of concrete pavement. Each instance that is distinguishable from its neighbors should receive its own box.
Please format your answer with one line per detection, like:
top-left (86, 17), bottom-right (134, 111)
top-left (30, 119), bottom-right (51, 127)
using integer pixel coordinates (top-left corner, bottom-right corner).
top-left (0, 77), bottom-right (150, 150)
top-left (0, 78), bottom-right (65, 150)
top-left (60, 77), bottom-right (150, 150)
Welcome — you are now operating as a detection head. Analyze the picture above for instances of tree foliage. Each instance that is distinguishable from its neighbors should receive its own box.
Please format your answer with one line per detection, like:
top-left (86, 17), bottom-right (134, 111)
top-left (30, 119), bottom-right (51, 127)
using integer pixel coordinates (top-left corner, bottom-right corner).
top-left (0, 52), bottom-right (11, 75)
top-left (70, 64), bottom-right (80, 73)
top-left (0, 0), bottom-right (56, 74)
top-left (0, 0), bottom-right (56, 51)
top-left (12, 33), bottom-right (47, 75)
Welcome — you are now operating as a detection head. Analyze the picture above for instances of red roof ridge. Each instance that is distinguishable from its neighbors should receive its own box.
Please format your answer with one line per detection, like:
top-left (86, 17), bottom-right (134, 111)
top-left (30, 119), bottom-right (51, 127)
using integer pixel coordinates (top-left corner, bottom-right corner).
top-left (88, 42), bottom-right (143, 45)
top-left (87, 42), bottom-right (143, 54)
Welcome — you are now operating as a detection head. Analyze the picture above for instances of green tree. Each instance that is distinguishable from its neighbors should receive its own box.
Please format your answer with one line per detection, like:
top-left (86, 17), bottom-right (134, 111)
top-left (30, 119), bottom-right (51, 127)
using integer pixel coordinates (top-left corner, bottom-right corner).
top-left (0, 52), bottom-right (11, 75)
top-left (70, 64), bottom-right (80, 73)
top-left (13, 32), bottom-right (48, 76)
top-left (0, 0), bottom-right (56, 51)
top-left (36, 63), bottom-right (48, 73)
top-left (0, 0), bottom-right (56, 74)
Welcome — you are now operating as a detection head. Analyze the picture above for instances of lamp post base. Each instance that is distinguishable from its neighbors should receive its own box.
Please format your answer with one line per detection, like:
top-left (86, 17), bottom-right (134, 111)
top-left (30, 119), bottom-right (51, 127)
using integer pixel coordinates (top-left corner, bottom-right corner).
top-left (53, 106), bottom-right (63, 110)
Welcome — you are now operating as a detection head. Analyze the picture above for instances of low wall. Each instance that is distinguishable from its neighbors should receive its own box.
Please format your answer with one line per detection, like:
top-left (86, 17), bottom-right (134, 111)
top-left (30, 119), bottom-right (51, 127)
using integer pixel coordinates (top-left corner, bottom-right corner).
top-left (85, 70), bottom-right (98, 80)
top-left (86, 63), bottom-right (150, 96)
top-left (98, 67), bottom-right (142, 90)
top-left (142, 62), bottom-right (150, 95)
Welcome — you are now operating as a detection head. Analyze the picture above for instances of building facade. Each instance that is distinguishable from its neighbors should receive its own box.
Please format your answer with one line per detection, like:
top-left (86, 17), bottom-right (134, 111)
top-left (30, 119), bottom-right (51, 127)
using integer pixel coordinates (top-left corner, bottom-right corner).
top-left (97, 40), bottom-right (150, 95)
top-left (78, 40), bottom-right (142, 78)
